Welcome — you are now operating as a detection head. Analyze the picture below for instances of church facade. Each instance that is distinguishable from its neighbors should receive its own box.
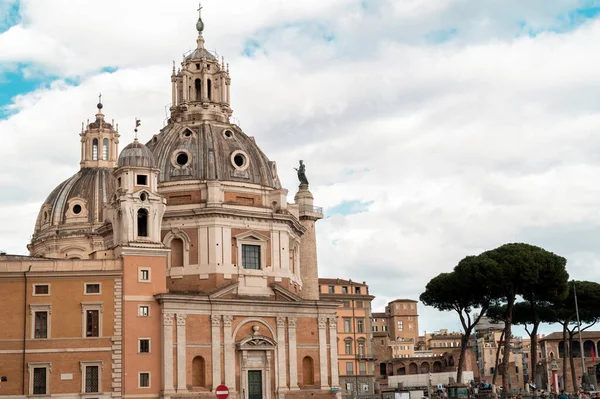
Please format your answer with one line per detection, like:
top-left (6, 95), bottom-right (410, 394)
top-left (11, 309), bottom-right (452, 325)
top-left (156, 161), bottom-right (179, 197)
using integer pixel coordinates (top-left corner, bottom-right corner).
top-left (0, 10), bottom-right (340, 399)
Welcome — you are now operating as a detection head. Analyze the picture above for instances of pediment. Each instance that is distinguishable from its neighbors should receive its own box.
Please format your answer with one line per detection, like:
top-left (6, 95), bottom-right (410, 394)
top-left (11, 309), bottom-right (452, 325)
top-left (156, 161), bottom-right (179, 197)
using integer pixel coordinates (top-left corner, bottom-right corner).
top-left (208, 282), bottom-right (239, 299)
top-left (269, 283), bottom-right (302, 302)
top-left (234, 230), bottom-right (269, 242)
top-left (237, 334), bottom-right (277, 350)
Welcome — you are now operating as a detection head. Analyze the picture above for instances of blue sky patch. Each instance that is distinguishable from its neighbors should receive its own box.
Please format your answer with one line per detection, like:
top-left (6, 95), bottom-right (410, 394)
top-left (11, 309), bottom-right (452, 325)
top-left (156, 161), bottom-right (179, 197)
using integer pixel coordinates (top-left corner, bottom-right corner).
top-left (517, 2), bottom-right (600, 37)
top-left (242, 39), bottom-right (261, 57)
top-left (0, 0), bottom-right (20, 33)
top-left (425, 28), bottom-right (457, 44)
top-left (327, 200), bottom-right (374, 217)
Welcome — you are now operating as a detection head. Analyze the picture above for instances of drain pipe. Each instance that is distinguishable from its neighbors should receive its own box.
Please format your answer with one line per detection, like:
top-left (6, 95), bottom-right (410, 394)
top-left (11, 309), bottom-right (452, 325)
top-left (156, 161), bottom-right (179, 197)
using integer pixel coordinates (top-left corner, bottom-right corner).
top-left (22, 265), bottom-right (32, 395)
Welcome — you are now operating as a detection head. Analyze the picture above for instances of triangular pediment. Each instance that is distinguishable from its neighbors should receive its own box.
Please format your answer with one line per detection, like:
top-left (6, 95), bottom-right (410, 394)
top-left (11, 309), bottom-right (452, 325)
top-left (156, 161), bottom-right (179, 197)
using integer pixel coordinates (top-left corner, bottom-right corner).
top-left (237, 334), bottom-right (277, 350)
top-left (269, 283), bottom-right (302, 302)
top-left (208, 282), bottom-right (239, 299)
top-left (234, 230), bottom-right (269, 242)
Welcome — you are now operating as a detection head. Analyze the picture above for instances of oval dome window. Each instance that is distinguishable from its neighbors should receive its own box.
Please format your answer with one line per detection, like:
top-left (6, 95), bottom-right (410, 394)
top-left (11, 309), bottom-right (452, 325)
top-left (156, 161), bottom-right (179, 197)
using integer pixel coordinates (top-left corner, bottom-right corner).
top-left (73, 204), bottom-right (82, 214)
top-left (176, 152), bottom-right (189, 166)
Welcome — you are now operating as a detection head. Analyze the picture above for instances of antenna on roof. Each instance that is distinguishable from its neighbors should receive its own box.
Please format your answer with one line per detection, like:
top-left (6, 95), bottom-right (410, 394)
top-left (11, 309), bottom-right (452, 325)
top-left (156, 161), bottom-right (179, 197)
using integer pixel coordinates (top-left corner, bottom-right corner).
top-left (134, 118), bottom-right (141, 140)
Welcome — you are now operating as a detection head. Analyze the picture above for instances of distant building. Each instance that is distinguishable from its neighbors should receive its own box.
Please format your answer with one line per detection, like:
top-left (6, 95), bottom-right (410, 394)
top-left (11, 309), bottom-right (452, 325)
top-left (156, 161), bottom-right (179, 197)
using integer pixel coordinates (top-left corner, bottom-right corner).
top-left (539, 331), bottom-right (600, 392)
top-left (319, 279), bottom-right (376, 399)
top-left (475, 330), bottom-right (524, 388)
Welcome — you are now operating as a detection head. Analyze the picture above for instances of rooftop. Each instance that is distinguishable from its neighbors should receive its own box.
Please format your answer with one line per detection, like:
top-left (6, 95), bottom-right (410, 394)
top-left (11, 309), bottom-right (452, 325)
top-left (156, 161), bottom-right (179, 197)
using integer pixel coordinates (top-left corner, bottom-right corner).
top-left (319, 278), bottom-right (368, 286)
top-left (541, 331), bottom-right (600, 341)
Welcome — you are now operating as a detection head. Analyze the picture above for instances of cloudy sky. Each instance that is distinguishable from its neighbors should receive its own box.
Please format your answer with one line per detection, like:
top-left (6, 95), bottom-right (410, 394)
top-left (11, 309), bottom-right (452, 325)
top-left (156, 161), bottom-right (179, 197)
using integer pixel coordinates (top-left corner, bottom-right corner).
top-left (2, 0), bottom-right (600, 336)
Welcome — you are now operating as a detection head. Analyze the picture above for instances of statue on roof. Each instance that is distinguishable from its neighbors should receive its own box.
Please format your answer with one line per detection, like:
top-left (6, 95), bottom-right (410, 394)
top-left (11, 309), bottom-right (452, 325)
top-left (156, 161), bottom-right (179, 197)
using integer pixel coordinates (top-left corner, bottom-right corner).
top-left (294, 160), bottom-right (309, 186)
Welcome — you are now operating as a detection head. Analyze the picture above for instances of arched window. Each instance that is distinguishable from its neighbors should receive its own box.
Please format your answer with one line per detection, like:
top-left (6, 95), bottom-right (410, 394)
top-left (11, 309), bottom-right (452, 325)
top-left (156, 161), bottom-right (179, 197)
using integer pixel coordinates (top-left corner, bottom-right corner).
top-left (358, 339), bottom-right (365, 356)
top-left (302, 356), bottom-right (314, 385)
top-left (207, 78), bottom-right (212, 100)
top-left (92, 139), bottom-right (98, 160)
top-left (137, 209), bottom-right (148, 237)
top-left (102, 138), bottom-right (109, 160)
top-left (195, 79), bottom-right (202, 101)
top-left (192, 356), bottom-right (206, 387)
top-left (171, 238), bottom-right (184, 267)
top-left (344, 338), bottom-right (353, 355)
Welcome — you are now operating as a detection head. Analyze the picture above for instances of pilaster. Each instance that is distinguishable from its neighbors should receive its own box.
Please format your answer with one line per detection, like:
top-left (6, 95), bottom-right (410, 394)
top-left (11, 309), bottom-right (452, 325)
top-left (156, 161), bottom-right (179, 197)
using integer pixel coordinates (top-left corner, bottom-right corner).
top-left (277, 317), bottom-right (287, 390)
top-left (318, 317), bottom-right (329, 389)
top-left (223, 315), bottom-right (235, 390)
top-left (163, 312), bottom-right (175, 392)
top-left (176, 313), bottom-right (187, 391)
top-left (111, 277), bottom-right (123, 399)
top-left (329, 318), bottom-right (339, 388)
top-left (288, 317), bottom-right (299, 390)
top-left (211, 314), bottom-right (222, 390)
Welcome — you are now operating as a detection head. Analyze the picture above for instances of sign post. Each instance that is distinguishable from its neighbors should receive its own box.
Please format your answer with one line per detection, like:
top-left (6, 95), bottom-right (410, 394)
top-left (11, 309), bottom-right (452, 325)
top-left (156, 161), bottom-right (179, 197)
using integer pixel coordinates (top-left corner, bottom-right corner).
top-left (216, 385), bottom-right (229, 399)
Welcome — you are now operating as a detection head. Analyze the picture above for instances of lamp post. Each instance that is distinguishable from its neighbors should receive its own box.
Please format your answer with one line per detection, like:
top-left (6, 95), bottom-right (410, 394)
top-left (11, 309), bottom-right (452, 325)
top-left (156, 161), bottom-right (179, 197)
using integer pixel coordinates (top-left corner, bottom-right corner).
top-left (574, 283), bottom-right (588, 390)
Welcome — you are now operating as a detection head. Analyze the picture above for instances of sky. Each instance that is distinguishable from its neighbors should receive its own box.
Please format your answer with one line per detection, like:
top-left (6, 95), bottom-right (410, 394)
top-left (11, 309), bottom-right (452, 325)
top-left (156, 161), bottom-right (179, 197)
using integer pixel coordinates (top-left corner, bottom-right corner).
top-left (2, 0), bottom-right (600, 338)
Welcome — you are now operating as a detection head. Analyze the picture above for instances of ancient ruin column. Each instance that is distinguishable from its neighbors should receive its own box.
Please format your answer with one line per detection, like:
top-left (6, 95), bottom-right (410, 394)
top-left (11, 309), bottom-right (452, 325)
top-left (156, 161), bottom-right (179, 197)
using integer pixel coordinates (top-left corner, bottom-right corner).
top-left (176, 314), bottom-right (187, 391)
top-left (318, 317), bottom-right (329, 389)
top-left (288, 317), bottom-right (299, 390)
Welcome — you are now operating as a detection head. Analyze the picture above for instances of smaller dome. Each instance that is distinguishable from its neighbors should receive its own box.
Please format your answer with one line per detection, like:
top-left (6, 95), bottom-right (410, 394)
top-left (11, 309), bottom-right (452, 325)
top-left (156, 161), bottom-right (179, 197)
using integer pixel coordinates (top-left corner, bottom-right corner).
top-left (118, 139), bottom-right (156, 168)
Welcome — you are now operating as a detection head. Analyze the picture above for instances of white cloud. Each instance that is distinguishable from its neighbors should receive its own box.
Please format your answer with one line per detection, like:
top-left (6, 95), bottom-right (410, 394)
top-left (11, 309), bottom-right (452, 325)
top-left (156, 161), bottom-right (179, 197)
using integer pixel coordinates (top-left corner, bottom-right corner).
top-left (1, 0), bottom-right (600, 336)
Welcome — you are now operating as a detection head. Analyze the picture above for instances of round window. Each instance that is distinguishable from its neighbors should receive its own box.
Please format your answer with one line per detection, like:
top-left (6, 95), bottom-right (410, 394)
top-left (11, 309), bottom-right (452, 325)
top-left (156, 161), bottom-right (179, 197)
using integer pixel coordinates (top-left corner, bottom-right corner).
top-left (176, 152), bottom-right (189, 166)
top-left (184, 130), bottom-right (192, 137)
top-left (73, 204), bottom-right (82, 214)
top-left (224, 130), bottom-right (233, 138)
top-left (234, 154), bottom-right (245, 167)
top-left (140, 193), bottom-right (147, 202)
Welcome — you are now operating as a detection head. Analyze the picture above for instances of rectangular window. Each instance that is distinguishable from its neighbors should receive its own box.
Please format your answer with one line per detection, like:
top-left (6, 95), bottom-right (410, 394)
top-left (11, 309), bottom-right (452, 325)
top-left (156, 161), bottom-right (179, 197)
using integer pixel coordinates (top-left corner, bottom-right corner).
top-left (345, 341), bottom-right (352, 355)
top-left (34, 312), bottom-right (48, 339)
top-left (242, 244), bottom-right (261, 270)
top-left (85, 283), bottom-right (101, 294)
top-left (355, 286), bottom-right (361, 294)
top-left (139, 339), bottom-right (150, 353)
top-left (346, 362), bottom-right (354, 375)
top-left (139, 372), bottom-right (150, 388)
top-left (409, 323), bottom-right (413, 330)
top-left (85, 365), bottom-right (99, 393)
top-left (410, 304), bottom-right (415, 309)
top-left (86, 310), bottom-right (100, 337)
top-left (359, 362), bottom-right (367, 375)
top-left (139, 268), bottom-right (150, 281)
top-left (398, 320), bottom-right (403, 331)
top-left (356, 300), bottom-right (363, 308)
top-left (343, 300), bottom-right (350, 308)
top-left (136, 174), bottom-right (148, 185)
top-left (382, 325), bottom-right (388, 332)
top-left (117, 177), bottom-right (121, 187)
top-left (34, 284), bottom-right (49, 295)
top-left (344, 319), bottom-right (352, 333)
top-left (328, 285), bottom-right (334, 293)
top-left (33, 367), bottom-right (47, 394)
top-left (139, 305), bottom-right (150, 317)
top-left (403, 304), bottom-right (407, 310)
top-left (342, 286), bottom-right (348, 294)
top-left (372, 326), bottom-right (378, 332)
top-left (357, 319), bottom-right (364, 333)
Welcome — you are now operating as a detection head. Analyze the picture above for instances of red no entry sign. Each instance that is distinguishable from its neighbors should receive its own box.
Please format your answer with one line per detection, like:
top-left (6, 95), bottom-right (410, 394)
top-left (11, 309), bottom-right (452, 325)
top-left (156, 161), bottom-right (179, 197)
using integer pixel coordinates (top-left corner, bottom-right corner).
top-left (216, 385), bottom-right (229, 399)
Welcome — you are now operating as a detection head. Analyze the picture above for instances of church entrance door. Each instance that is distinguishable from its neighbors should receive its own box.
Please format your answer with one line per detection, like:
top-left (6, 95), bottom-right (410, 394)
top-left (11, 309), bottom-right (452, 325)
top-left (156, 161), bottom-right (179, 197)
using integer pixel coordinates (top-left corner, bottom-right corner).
top-left (248, 370), bottom-right (263, 399)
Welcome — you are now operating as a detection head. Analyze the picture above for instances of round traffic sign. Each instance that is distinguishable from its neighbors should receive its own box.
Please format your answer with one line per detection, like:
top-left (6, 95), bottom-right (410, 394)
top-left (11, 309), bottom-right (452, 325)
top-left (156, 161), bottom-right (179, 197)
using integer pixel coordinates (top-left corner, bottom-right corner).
top-left (216, 385), bottom-right (229, 399)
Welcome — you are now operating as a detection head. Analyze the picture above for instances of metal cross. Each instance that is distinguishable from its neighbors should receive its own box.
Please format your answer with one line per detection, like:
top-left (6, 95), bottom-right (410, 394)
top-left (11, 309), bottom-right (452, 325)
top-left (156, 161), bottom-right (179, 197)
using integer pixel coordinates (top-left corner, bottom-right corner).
top-left (98, 93), bottom-right (102, 103)
top-left (197, 2), bottom-right (203, 18)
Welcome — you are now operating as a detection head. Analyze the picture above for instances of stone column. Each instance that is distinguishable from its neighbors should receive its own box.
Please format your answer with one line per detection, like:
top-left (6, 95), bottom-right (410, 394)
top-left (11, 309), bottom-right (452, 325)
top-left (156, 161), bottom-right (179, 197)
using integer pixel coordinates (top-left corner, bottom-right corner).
top-left (182, 74), bottom-right (188, 102)
top-left (288, 317), bottom-right (299, 390)
top-left (318, 317), bottom-right (329, 389)
top-left (162, 313), bottom-right (175, 392)
top-left (329, 318), bottom-right (339, 387)
top-left (176, 314), bottom-right (187, 391)
top-left (223, 315), bottom-right (235, 390)
top-left (277, 317), bottom-right (287, 390)
top-left (211, 314), bottom-right (222, 390)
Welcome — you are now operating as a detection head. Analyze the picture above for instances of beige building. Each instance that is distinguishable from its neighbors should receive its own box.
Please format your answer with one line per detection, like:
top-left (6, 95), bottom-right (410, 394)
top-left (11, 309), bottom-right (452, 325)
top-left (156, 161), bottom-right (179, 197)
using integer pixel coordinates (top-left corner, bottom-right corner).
top-left (0, 7), bottom-right (341, 399)
top-left (475, 330), bottom-right (524, 388)
top-left (319, 279), bottom-right (376, 398)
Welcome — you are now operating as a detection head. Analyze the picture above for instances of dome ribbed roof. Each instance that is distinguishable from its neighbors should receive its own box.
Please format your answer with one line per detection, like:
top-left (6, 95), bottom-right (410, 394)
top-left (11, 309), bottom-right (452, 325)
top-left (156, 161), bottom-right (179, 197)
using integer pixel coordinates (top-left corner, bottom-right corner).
top-left (146, 122), bottom-right (280, 189)
top-left (118, 139), bottom-right (156, 168)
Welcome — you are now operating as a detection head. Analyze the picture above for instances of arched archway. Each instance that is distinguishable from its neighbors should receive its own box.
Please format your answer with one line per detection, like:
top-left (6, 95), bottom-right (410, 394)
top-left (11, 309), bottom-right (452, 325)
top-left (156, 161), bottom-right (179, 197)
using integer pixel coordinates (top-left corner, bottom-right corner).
top-left (420, 362), bottom-right (430, 373)
top-left (572, 340), bottom-right (582, 358)
top-left (433, 361), bottom-right (442, 373)
top-left (302, 357), bottom-right (314, 385)
top-left (448, 356), bottom-right (455, 367)
top-left (396, 363), bottom-right (406, 376)
top-left (559, 341), bottom-right (566, 358)
top-left (192, 356), bottom-right (206, 387)
top-left (409, 363), bottom-right (418, 375)
top-left (584, 340), bottom-right (595, 357)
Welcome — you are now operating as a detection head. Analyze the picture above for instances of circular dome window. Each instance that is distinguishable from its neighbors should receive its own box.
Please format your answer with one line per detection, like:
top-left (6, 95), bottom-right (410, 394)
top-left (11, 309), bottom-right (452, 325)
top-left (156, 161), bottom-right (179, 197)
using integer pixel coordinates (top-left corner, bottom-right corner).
top-left (223, 129), bottom-right (233, 138)
top-left (176, 152), bottom-right (189, 166)
top-left (73, 204), bottom-right (82, 214)
top-left (230, 150), bottom-right (249, 171)
top-left (183, 130), bottom-right (192, 137)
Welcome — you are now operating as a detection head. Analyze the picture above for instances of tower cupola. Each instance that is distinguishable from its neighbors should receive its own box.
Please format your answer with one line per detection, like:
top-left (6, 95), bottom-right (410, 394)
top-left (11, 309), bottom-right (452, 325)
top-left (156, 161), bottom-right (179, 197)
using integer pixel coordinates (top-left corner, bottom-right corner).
top-left (80, 96), bottom-right (120, 169)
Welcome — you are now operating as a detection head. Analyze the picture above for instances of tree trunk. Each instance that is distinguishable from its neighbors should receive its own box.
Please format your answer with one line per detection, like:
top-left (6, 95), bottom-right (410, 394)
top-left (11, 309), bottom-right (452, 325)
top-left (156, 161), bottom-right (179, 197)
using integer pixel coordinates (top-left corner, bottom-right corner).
top-left (456, 330), bottom-right (471, 384)
top-left (562, 324), bottom-right (569, 391)
top-left (569, 331), bottom-right (578, 392)
top-left (529, 322), bottom-right (540, 388)
top-left (501, 297), bottom-right (515, 394)
top-left (492, 330), bottom-right (505, 385)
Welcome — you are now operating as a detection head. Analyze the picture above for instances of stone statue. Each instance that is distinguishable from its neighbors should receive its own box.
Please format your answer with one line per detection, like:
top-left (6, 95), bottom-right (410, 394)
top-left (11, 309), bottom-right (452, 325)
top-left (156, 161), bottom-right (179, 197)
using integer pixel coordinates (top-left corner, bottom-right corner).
top-left (294, 160), bottom-right (309, 186)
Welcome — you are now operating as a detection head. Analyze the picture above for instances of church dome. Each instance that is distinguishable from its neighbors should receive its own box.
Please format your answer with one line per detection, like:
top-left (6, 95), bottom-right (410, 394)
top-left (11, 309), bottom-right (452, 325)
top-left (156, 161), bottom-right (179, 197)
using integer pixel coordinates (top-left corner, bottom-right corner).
top-left (118, 139), bottom-right (156, 168)
top-left (146, 121), bottom-right (281, 189)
